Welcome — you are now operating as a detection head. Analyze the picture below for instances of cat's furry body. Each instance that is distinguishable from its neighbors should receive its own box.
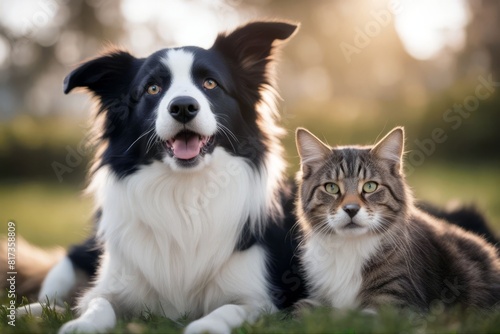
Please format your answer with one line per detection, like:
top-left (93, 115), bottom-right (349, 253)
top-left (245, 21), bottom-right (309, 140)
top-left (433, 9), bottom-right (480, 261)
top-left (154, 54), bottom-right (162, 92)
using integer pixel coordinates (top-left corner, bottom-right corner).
top-left (295, 127), bottom-right (500, 311)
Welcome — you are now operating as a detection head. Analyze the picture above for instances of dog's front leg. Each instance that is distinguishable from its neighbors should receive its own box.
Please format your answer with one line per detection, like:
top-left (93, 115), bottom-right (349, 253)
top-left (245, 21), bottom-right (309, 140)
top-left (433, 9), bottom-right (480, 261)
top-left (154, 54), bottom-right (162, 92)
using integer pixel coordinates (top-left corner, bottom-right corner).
top-left (58, 251), bottom-right (123, 334)
top-left (58, 297), bottom-right (116, 334)
top-left (184, 303), bottom-right (264, 334)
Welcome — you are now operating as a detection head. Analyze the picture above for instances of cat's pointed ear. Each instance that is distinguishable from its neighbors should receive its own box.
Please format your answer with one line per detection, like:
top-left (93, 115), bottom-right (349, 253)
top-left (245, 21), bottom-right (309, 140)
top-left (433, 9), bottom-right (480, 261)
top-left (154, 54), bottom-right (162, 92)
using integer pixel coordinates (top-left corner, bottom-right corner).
top-left (372, 127), bottom-right (405, 169)
top-left (296, 128), bottom-right (331, 171)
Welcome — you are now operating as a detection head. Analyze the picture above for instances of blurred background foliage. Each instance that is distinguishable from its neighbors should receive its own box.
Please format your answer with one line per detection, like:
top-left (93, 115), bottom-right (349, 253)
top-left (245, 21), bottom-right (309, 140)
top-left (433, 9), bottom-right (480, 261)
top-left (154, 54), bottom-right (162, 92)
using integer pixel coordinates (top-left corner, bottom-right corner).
top-left (0, 0), bottom-right (499, 247)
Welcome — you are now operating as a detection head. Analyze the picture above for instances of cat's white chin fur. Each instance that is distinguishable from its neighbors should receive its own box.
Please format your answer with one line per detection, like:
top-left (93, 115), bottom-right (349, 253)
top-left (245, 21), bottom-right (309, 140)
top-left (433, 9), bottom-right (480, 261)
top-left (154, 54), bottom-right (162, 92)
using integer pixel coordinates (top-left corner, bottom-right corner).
top-left (336, 227), bottom-right (370, 237)
top-left (303, 232), bottom-right (382, 308)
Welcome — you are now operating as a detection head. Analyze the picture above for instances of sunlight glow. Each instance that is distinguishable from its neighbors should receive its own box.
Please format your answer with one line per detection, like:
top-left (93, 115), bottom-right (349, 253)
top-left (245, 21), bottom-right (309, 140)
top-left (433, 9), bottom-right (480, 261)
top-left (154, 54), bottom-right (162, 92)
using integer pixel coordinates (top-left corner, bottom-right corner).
top-left (0, 0), bottom-right (59, 37)
top-left (120, 0), bottom-right (244, 52)
top-left (394, 0), bottom-right (469, 60)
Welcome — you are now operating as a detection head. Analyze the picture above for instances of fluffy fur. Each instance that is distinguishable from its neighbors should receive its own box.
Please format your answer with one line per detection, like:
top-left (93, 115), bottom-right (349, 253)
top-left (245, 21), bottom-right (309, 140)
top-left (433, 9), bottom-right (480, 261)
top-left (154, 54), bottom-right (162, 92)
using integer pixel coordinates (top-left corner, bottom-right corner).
top-left (40, 21), bottom-right (307, 334)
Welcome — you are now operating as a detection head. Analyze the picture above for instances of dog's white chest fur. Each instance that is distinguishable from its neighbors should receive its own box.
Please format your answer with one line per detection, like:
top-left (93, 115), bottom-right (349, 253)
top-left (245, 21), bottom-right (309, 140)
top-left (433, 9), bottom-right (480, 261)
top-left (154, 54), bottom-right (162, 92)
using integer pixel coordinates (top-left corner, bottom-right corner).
top-left (303, 234), bottom-right (381, 308)
top-left (90, 148), bottom-right (272, 318)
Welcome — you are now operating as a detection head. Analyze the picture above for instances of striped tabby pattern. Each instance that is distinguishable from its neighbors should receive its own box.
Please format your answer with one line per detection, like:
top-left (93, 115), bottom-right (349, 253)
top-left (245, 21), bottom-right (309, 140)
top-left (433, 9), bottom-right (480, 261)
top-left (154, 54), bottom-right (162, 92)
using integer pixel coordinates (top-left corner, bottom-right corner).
top-left (295, 127), bottom-right (500, 311)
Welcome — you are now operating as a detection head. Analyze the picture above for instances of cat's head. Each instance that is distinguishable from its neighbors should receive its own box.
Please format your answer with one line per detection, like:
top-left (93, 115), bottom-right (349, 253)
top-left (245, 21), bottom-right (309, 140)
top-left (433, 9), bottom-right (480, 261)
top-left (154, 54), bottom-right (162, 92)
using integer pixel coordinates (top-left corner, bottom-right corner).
top-left (295, 127), bottom-right (409, 238)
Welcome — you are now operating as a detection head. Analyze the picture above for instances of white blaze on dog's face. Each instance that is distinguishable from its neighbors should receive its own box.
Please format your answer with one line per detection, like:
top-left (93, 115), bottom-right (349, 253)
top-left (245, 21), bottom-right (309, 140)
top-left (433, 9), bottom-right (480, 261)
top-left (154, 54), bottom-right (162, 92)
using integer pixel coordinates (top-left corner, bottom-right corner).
top-left (156, 49), bottom-right (218, 171)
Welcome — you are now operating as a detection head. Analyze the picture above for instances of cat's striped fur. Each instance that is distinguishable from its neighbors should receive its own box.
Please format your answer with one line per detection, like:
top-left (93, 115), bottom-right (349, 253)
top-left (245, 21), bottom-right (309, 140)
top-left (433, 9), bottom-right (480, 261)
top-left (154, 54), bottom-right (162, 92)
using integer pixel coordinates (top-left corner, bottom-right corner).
top-left (295, 127), bottom-right (500, 311)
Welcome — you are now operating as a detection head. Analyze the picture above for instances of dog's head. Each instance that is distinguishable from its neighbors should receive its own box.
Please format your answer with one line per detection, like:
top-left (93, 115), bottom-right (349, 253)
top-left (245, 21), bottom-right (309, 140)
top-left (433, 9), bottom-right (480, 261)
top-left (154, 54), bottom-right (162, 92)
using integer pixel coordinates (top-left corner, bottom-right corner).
top-left (64, 21), bottom-right (298, 175)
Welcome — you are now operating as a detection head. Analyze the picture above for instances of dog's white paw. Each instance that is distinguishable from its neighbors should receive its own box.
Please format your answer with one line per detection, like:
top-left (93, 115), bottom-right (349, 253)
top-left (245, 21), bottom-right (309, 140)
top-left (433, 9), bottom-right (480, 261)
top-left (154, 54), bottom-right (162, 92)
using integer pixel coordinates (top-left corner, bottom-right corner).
top-left (16, 302), bottom-right (66, 317)
top-left (58, 319), bottom-right (105, 334)
top-left (16, 302), bottom-right (44, 317)
top-left (184, 319), bottom-right (231, 334)
top-left (58, 297), bottom-right (116, 333)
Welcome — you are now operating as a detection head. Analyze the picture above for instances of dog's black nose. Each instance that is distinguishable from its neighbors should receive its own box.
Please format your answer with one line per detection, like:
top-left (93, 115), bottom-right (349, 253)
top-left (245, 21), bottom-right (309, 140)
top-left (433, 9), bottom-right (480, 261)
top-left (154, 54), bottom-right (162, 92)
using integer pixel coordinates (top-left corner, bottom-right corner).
top-left (168, 96), bottom-right (200, 123)
top-left (343, 204), bottom-right (360, 218)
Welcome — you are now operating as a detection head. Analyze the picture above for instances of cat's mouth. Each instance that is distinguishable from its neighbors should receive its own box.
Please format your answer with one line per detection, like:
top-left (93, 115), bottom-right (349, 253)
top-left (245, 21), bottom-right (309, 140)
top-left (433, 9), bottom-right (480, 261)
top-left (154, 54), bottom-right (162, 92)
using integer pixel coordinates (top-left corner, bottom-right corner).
top-left (336, 220), bottom-right (370, 237)
top-left (342, 221), bottom-right (362, 229)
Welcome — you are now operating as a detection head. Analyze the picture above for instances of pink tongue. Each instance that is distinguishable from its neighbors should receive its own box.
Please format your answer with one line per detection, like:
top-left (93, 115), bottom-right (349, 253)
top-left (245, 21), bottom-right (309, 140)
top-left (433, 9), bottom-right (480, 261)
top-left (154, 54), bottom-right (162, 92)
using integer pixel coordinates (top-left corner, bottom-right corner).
top-left (172, 136), bottom-right (201, 160)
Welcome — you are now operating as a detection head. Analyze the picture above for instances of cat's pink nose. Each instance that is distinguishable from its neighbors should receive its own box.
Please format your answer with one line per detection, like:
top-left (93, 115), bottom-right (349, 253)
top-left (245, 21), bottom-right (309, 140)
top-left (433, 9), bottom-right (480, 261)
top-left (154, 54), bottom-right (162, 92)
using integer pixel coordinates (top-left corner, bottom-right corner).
top-left (343, 204), bottom-right (360, 218)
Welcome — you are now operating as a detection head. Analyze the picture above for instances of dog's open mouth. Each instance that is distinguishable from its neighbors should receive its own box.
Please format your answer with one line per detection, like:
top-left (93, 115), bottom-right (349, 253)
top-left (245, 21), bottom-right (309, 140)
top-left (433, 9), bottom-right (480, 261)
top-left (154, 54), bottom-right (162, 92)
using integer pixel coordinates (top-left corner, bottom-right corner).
top-left (165, 130), bottom-right (215, 160)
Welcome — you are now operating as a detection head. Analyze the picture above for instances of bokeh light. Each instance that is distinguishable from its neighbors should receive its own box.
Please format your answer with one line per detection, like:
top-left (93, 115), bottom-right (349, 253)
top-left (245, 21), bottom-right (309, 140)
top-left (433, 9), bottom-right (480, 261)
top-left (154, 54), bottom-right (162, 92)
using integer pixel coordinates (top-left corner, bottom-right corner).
top-left (394, 0), bottom-right (470, 60)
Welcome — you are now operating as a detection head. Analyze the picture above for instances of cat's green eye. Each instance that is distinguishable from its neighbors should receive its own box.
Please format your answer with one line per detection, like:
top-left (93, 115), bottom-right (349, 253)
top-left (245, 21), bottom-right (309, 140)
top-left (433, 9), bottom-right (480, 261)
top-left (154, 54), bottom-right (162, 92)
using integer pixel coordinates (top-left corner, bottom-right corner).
top-left (363, 181), bottom-right (378, 193)
top-left (324, 183), bottom-right (340, 194)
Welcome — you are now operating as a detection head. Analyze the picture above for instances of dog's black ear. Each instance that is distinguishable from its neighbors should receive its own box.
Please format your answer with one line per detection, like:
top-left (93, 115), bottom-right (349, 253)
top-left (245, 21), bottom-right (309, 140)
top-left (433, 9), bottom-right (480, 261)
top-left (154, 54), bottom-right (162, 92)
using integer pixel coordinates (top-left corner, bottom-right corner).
top-left (213, 21), bottom-right (298, 66)
top-left (212, 21), bottom-right (299, 89)
top-left (63, 50), bottom-right (139, 98)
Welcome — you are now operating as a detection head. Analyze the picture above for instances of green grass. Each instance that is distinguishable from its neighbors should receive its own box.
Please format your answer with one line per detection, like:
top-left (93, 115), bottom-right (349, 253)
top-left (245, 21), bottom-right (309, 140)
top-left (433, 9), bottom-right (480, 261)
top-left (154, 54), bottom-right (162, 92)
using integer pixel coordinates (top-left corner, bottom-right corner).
top-left (2, 303), bottom-right (500, 333)
top-left (406, 162), bottom-right (500, 230)
top-left (0, 181), bottom-right (92, 248)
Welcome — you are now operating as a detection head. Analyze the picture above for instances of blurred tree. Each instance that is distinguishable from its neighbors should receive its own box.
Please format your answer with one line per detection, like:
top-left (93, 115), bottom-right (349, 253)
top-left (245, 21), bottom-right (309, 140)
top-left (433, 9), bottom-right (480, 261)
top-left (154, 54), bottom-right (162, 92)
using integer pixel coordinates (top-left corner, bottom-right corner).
top-left (0, 0), bottom-right (499, 182)
top-left (463, 0), bottom-right (500, 81)
top-left (414, 0), bottom-right (500, 162)
top-left (0, 0), bottom-right (125, 119)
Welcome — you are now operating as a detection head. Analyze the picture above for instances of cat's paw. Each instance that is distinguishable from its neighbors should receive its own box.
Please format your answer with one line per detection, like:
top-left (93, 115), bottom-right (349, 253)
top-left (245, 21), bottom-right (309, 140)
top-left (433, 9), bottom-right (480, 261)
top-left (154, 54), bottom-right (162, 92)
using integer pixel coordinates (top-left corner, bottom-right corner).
top-left (184, 319), bottom-right (231, 334)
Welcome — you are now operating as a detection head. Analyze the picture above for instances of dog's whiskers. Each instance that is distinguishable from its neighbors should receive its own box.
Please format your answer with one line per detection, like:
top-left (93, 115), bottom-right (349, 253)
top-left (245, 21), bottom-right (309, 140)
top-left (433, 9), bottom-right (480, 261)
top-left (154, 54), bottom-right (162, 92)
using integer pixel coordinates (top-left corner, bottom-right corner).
top-left (146, 132), bottom-right (160, 154)
top-left (125, 128), bottom-right (155, 153)
top-left (215, 116), bottom-right (239, 153)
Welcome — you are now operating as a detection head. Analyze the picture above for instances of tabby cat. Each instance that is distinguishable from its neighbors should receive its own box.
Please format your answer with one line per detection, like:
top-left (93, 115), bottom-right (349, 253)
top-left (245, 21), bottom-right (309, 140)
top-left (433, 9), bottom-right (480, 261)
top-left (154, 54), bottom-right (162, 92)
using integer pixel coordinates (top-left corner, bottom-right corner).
top-left (295, 126), bottom-right (500, 311)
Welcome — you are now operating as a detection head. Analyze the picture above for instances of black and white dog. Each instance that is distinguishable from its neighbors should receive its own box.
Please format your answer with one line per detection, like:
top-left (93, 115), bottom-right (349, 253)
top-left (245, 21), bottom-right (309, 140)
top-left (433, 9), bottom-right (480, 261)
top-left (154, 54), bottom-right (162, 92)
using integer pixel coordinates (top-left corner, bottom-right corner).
top-left (38, 21), bottom-right (306, 333)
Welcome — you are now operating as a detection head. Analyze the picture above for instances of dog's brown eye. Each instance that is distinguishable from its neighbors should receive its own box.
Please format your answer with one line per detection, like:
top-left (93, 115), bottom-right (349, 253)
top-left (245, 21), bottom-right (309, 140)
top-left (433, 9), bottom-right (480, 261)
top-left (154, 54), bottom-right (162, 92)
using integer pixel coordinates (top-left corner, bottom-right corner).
top-left (203, 79), bottom-right (218, 90)
top-left (147, 84), bottom-right (161, 95)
